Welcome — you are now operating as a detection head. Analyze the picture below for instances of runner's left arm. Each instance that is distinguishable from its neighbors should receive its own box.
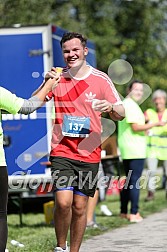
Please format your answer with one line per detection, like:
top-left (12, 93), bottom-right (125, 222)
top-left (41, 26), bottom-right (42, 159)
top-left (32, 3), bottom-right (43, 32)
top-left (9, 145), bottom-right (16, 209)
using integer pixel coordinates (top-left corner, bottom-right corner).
top-left (94, 77), bottom-right (125, 120)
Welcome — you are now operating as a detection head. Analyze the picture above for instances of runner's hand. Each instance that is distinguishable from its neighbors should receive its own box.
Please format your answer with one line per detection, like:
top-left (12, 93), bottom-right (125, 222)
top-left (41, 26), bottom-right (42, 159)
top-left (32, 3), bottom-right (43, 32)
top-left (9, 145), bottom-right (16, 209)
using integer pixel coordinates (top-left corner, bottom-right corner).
top-left (93, 100), bottom-right (113, 113)
top-left (44, 77), bottom-right (60, 91)
top-left (45, 67), bottom-right (62, 82)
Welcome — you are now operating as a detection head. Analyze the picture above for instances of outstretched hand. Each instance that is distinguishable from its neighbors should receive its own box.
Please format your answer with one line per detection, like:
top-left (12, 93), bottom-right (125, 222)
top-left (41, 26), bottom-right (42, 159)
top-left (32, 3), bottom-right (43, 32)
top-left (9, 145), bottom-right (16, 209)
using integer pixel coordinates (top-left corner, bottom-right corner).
top-left (45, 77), bottom-right (60, 91)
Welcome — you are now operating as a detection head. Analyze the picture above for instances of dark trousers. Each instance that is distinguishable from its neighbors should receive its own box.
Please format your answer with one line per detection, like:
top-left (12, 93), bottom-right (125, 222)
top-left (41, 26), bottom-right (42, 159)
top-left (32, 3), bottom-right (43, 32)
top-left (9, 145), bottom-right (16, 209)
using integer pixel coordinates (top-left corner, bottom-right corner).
top-left (0, 166), bottom-right (8, 252)
top-left (120, 159), bottom-right (145, 215)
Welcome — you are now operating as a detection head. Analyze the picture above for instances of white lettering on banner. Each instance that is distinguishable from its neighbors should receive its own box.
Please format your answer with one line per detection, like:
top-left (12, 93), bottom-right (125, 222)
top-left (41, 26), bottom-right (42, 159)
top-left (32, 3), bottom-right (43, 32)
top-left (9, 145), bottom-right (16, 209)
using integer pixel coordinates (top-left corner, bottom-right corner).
top-left (2, 111), bottom-right (37, 121)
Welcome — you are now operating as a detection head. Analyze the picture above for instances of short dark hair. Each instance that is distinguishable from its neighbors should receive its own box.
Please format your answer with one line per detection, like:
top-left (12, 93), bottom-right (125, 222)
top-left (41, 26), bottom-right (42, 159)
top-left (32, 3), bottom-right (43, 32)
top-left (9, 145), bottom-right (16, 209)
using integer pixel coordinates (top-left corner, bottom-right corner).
top-left (60, 32), bottom-right (87, 48)
top-left (128, 80), bottom-right (143, 90)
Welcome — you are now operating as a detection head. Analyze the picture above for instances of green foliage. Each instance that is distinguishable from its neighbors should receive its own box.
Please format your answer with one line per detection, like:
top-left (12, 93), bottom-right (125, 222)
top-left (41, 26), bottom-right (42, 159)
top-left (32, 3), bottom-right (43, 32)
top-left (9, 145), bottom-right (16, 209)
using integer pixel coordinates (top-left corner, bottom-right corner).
top-left (0, 0), bottom-right (167, 100)
top-left (0, 0), bottom-right (55, 26)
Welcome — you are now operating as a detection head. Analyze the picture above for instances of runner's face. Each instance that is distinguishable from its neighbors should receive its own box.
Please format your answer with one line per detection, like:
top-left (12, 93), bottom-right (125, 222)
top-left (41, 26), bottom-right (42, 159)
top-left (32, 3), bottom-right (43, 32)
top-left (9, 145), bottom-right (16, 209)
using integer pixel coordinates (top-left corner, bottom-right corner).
top-left (62, 38), bottom-right (88, 69)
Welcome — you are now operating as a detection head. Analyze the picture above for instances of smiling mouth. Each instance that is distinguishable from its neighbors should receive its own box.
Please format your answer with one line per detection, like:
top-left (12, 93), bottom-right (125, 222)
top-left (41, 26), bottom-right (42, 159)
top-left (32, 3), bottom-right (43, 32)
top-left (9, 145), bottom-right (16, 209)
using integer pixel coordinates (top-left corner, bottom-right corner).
top-left (68, 58), bottom-right (78, 63)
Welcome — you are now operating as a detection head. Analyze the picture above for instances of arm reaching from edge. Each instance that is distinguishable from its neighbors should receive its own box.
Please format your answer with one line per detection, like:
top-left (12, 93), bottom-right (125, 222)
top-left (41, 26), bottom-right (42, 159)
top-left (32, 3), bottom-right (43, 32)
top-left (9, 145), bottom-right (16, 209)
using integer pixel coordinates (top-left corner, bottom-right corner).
top-left (31, 67), bottom-right (63, 97)
top-left (19, 77), bottom-right (59, 115)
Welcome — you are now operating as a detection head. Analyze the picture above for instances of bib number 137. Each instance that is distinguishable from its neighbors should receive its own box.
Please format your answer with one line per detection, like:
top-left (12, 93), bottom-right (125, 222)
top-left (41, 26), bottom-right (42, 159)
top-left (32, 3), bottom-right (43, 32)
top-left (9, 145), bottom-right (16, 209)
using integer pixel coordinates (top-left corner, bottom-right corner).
top-left (62, 115), bottom-right (90, 137)
top-left (69, 122), bottom-right (84, 132)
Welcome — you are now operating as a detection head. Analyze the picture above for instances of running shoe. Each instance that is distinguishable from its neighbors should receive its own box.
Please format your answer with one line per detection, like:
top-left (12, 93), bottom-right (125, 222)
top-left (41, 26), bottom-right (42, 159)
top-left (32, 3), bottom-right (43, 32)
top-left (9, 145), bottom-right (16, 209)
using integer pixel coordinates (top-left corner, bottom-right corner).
top-left (54, 241), bottom-right (69, 252)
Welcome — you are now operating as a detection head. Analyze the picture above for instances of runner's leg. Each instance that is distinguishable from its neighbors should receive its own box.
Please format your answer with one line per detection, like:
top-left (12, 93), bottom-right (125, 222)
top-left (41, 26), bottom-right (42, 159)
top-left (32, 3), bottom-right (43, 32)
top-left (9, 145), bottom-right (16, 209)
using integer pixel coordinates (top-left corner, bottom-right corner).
top-left (70, 193), bottom-right (89, 252)
top-left (54, 190), bottom-right (73, 248)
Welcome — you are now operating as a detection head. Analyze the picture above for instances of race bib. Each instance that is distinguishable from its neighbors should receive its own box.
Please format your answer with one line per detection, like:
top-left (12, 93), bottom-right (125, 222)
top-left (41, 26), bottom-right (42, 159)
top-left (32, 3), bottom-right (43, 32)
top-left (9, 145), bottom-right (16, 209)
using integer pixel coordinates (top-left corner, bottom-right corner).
top-left (62, 115), bottom-right (90, 137)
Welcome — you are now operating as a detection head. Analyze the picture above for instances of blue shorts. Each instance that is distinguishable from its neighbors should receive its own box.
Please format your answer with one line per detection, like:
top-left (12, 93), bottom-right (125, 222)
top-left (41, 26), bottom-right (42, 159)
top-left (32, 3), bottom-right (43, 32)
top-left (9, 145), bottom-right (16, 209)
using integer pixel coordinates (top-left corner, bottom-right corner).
top-left (54, 186), bottom-right (86, 196)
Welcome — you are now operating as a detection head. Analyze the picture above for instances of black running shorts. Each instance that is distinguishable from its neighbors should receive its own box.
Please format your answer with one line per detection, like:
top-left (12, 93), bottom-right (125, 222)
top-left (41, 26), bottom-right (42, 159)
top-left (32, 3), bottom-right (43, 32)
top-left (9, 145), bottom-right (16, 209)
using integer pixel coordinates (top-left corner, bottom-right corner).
top-left (50, 156), bottom-right (99, 197)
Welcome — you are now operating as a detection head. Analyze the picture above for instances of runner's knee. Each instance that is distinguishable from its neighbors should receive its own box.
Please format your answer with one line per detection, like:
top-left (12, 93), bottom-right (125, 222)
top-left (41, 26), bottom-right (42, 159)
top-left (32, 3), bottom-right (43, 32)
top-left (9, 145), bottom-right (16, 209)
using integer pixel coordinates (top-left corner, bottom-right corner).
top-left (72, 202), bottom-right (87, 217)
top-left (55, 200), bottom-right (72, 213)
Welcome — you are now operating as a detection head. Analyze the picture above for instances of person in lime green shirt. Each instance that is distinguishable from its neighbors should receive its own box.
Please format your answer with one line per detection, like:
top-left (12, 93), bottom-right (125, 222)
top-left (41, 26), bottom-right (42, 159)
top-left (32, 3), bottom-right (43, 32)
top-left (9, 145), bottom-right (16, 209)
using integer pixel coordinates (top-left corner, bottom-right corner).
top-left (118, 80), bottom-right (164, 223)
top-left (145, 89), bottom-right (167, 201)
top-left (0, 77), bottom-right (59, 252)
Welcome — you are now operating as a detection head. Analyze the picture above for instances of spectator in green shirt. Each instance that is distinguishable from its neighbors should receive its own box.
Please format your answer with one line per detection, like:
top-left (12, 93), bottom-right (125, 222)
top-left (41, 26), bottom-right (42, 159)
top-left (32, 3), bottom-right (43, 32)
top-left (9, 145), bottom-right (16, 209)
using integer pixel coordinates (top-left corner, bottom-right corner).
top-left (118, 80), bottom-right (164, 223)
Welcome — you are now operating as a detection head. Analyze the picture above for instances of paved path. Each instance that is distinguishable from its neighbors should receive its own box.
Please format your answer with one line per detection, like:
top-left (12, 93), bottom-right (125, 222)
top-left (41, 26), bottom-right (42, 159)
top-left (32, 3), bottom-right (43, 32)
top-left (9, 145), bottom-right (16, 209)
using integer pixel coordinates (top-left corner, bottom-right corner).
top-left (80, 209), bottom-right (167, 252)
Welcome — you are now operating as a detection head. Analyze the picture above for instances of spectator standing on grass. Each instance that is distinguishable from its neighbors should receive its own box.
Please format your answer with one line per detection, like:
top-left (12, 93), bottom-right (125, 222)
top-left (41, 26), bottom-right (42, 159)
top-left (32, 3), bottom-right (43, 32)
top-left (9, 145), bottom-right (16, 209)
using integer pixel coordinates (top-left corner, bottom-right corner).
top-left (44, 32), bottom-right (125, 252)
top-left (145, 89), bottom-right (167, 201)
top-left (118, 80), bottom-right (165, 223)
top-left (0, 78), bottom-right (60, 252)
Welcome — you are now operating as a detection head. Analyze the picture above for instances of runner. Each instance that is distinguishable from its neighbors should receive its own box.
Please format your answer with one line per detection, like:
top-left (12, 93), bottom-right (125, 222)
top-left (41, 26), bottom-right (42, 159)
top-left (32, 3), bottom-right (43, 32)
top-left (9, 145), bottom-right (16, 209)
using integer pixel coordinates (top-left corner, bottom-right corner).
top-left (45, 32), bottom-right (125, 252)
